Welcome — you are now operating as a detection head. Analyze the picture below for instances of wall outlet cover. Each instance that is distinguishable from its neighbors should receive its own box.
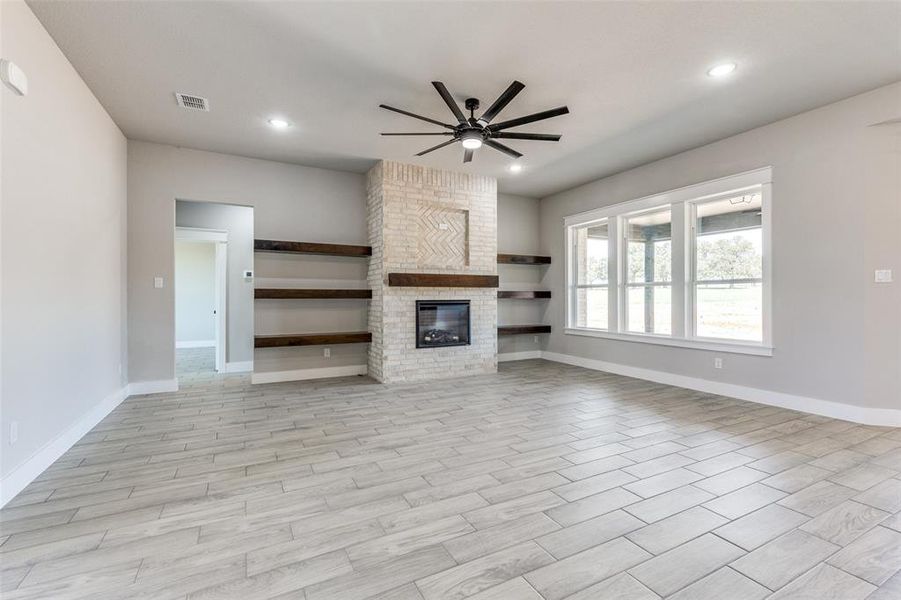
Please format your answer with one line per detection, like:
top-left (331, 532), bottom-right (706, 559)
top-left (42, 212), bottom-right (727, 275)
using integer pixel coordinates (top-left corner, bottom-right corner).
top-left (153, 276), bottom-right (164, 289)
top-left (875, 269), bottom-right (893, 283)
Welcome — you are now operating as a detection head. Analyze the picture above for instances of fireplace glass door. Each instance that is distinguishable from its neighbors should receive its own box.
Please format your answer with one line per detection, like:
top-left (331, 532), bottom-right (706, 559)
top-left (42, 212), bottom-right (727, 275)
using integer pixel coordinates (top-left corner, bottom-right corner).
top-left (416, 300), bottom-right (471, 348)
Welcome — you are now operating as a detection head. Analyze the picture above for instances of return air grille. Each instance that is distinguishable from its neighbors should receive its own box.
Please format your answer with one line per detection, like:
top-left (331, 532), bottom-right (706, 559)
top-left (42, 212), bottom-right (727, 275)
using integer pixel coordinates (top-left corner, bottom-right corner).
top-left (175, 93), bottom-right (209, 111)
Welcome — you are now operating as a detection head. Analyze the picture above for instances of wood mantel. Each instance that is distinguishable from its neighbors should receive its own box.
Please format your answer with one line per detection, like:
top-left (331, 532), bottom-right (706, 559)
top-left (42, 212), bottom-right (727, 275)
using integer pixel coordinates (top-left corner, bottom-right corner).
top-left (387, 273), bottom-right (499, 288)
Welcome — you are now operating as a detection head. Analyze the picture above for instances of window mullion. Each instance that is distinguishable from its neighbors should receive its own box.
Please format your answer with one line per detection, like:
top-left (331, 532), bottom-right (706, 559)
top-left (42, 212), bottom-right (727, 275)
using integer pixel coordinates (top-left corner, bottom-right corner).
top-left (670, 202), bottom-right (688, 339)
top-left (609, 217), bottom-right (621, 333)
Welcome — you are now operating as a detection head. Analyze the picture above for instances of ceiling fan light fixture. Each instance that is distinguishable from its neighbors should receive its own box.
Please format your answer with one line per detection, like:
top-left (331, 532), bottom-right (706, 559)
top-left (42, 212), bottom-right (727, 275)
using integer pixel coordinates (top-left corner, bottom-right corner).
top-left (461, 130), bottom-right (483, 150)
top-left (379, 80), bottom-right (569, 163)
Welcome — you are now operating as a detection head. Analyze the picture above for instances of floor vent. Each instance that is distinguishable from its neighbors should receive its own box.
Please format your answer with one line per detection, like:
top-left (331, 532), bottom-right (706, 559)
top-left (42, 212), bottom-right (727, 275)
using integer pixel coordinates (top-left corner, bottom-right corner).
top-left (175, 93), bottom-right (209, 111)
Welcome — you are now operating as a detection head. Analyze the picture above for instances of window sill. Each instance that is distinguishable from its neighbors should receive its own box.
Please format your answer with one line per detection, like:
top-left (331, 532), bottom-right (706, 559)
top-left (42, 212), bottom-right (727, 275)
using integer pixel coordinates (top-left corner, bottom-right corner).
top-left (563, 328), bottom-right (773, 356)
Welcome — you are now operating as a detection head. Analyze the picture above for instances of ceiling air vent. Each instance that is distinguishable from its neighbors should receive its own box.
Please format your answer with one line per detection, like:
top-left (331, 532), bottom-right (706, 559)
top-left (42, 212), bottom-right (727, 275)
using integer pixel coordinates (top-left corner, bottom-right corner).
top-left (175, 93), bottom-right (209, 111)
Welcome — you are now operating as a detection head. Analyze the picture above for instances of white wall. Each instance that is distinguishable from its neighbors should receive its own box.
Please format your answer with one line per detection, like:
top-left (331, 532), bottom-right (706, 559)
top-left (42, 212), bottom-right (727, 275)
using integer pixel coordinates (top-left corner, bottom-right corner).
top-left (176, 201), bottom-right (254, 364)
top-left (539, 82), bottom-right (901, 416)
top-left (174, 241), bottom-right (216, 344)
top-left (1, 1), bottom-right (127, 491)
top-left (128, 141), bottom-right (366, 383)
top-left (497, 193), bottom-right (546, 356)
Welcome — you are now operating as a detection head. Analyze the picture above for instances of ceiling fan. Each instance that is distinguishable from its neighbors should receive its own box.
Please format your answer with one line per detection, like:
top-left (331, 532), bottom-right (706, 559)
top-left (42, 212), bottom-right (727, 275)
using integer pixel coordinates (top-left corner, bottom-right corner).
top-left (380, 80), bottom-right (569, 163)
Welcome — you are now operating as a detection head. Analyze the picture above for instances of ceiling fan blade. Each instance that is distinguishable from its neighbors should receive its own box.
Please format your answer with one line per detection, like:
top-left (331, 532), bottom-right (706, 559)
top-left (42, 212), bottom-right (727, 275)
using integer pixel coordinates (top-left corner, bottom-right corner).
top-left (477, 80), bottom-right (525, 126)
top-left (416, 138), bottom-right (458, 156)
top-left (488, 106), bottom-right (569, 132)
top-left (483, 139), bottom-right (523, 159)
top-left (381, 132), bottom-right (454, 136)
top-left (431, 81), bottom-right (467, 124)
top-left (492, 132), bottom-right (561, 141)
top-left (463, 148), bottom-right (474, 163)
top-left (379, 104), bottom-right (455, 129)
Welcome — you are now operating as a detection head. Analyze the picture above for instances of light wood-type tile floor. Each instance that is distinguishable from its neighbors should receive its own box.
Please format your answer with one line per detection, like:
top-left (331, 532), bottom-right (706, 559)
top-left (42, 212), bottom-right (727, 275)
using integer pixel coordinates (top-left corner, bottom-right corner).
top-left (2, 360), bottom-right (899, 599)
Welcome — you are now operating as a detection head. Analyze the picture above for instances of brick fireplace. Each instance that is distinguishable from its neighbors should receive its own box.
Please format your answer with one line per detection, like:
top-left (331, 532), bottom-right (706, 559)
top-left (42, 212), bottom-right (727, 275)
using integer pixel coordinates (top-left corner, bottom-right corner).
top-left (366, 161), bottom-right (498, 383)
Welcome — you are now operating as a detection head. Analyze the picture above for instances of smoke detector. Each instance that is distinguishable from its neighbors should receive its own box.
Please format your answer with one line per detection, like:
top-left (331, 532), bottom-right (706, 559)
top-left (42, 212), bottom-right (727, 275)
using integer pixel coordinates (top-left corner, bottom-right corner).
top-left (174, 93), bottom-right (209, 111)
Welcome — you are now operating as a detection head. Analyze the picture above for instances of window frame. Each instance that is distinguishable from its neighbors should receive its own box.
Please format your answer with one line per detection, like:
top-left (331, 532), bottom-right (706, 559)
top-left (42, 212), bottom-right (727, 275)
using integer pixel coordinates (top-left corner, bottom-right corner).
top-left (564, 167), bottom-right (773, 357)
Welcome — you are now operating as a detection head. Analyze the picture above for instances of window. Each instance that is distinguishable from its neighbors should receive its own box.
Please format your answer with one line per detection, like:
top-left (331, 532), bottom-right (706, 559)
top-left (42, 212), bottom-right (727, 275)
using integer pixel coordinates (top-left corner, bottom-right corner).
top-left (565, 168), bottom-right (772, 356)
top-left (624, 208), bottom-right (672, 335)
top-left (691, 193), bottom-right (763, 342)
top-left (571, 220), bottom-right (610, 329)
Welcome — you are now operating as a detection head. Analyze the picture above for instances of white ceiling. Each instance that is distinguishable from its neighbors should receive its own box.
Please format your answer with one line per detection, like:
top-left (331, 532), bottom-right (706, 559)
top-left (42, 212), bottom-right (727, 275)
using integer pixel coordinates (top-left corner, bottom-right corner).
top-left (28, 1), bottom-right (901, 197)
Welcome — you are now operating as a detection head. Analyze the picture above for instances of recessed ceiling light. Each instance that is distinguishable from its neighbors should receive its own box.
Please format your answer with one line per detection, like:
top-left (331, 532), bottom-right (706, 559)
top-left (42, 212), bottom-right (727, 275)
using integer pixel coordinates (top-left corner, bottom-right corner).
top-left (268, 118), bottom-right (290, 129)
top-left (508, 163), bottom-right (523, 173)
top-left (707, 62), bottom-right (737, 78)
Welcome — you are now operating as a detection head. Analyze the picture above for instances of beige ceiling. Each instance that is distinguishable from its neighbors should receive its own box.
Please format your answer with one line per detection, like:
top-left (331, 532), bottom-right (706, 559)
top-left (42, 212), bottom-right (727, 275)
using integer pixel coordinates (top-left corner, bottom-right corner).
top-left (28, 1), bottom-right (901, 197)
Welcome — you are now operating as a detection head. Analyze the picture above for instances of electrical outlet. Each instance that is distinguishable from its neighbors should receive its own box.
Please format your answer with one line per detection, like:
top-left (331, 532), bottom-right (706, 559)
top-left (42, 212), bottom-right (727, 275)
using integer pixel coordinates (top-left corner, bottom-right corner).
top-left (533, 336), bottom-right (539, 343)
top-left (9, 421), bottom-right (18, 445)
top-left (153, 276), bottom-right (164, 289)
top-left (714, 357), bottom-right (723, 369)
top-left (323, 348), bottom-right (331, 358)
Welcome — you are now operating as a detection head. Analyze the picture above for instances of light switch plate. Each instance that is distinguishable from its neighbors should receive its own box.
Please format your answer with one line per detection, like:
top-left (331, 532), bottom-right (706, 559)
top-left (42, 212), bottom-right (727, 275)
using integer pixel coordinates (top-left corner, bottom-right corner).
top-left (875, 269), bottom-right (893, 283)
top-left (154, 276), bottom-right (164, 288)
top-left (0, 59), bottom-right (27, 96)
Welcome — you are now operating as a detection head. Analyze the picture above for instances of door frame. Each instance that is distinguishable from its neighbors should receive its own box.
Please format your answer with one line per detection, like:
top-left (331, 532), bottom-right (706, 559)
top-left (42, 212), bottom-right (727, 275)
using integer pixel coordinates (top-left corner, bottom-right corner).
top-left (175, 227), bottom-right (228, 373)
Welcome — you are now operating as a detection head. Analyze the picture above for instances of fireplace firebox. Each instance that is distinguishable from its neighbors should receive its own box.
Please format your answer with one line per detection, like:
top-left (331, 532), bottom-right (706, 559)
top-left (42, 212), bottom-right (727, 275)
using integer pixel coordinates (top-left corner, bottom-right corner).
top-left (416, 300), bottom-right (471, 348)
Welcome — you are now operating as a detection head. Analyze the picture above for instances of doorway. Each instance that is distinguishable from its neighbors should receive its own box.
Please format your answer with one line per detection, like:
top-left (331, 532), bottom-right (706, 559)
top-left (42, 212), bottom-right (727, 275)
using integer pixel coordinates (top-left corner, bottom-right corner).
top-left (175, 227), bottom-right (228, 375)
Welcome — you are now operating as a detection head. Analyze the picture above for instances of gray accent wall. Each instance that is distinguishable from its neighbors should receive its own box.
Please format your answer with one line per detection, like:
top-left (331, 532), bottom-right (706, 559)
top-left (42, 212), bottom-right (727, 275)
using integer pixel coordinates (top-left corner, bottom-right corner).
top-left (539, 82), bottom-right (901, 412)
top-left (128, 141), bottom-right (366, 383)
top-left (1, 1), bottom-right (127, 479)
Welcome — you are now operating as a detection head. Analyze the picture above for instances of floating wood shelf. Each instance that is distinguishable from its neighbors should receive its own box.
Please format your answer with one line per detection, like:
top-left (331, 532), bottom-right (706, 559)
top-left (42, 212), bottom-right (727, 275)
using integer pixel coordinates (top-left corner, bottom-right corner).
top-left (497, 324), bottom-right (552, 336)
top-left (254, 239), bottom-right (372, 257)
top-left (255, 331), bottom-right (372, 348)
top-left (255, 288), bottom-right (372, 300)
top-left (387, 273), bottom-right (499, 288)
top-left (497, 254), bottom-right (551, 265)
top-left (497, 290), bottom-right (551, 299)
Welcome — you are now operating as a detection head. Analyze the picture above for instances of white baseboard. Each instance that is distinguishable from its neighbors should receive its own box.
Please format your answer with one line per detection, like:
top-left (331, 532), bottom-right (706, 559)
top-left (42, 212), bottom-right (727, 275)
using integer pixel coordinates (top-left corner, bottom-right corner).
top-left (127, 379), bottom-right (179, 396)
top-left (1, 378), bottom-right (183, 507)
top-left (1, 385), bottom-right (129, 507)
top-left (498, 350), bottom-right (542, 362)
top-left (252, 364), bottom-right (368, 384)
top-left (175, 340), bottom-right (215, 348)
top-left (537, 351), bottom-right (901, 427)
top-left (225, 361), bottom-right (253, 373)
